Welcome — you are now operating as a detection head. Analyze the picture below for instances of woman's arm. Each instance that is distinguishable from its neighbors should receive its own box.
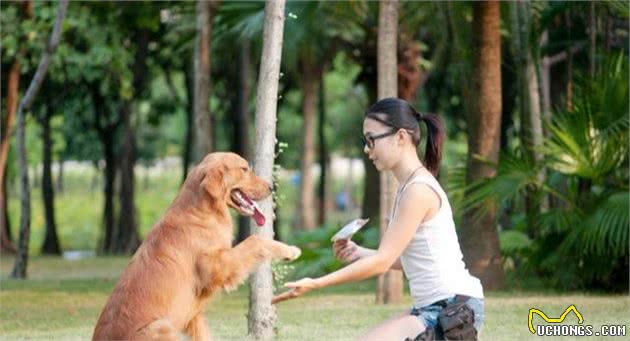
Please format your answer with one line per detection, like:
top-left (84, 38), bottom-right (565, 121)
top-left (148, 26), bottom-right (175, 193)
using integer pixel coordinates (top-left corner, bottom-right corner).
top-left (349, 246), bottom-right (403, 270)
top-left (273, 183), bottom-right (436, 303)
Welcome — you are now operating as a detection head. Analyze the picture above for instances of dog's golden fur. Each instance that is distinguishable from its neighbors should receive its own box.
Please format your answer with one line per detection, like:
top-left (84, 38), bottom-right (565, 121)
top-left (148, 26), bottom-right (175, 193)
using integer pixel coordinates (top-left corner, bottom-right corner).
top-left (93, 152), bottom-right (300, 341)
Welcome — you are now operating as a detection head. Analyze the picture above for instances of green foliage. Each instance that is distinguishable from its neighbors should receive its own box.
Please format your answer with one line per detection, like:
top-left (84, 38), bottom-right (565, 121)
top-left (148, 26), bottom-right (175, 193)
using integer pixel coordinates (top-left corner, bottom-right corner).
top-left (453, 54), bottom-right (629, 291)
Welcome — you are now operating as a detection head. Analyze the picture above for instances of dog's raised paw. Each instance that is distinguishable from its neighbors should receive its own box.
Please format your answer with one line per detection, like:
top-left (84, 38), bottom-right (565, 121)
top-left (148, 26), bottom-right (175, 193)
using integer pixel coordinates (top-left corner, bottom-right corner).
top-left (283, 246), bottom-right (301, 261)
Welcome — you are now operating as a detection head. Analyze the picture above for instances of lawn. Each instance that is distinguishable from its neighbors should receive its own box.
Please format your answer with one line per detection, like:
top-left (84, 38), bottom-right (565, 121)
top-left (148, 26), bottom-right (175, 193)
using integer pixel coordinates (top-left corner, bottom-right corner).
top-left (1, 256), bottom-right (629, 340)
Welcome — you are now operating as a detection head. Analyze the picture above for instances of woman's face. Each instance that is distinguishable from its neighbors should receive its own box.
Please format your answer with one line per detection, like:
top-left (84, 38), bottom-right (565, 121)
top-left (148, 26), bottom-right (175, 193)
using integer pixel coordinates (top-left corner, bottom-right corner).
top-left (362, 118), bottom-right (401, 171)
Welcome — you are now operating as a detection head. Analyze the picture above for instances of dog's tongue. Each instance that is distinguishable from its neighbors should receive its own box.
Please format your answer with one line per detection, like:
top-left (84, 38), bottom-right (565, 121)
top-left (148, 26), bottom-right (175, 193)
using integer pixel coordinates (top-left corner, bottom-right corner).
top-left (240, 191), bottom-right (266, 227)
top-left (252, 206), bottom-right (265, 226)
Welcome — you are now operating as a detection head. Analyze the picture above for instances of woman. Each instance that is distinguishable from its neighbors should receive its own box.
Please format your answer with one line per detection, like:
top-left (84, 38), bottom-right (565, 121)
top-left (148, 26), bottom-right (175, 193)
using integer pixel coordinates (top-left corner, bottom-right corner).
top-left (273, 98), bottom-right (484, 340)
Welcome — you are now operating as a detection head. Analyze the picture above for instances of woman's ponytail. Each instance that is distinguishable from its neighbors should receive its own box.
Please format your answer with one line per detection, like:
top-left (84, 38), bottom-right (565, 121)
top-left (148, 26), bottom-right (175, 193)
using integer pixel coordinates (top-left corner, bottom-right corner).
top-left (418, 113), bottom-right (445, 176)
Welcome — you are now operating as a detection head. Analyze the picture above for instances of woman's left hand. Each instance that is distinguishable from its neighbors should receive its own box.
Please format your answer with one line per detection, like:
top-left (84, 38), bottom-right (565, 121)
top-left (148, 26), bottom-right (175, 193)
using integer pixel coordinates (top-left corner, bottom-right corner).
top-left (271, 277), bottom-right (319, 304)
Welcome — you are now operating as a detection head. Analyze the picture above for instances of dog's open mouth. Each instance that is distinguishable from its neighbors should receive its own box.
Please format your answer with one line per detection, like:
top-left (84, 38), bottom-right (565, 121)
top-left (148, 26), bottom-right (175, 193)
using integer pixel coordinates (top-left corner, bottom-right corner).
top-left (230, 189), bottom-right (266, 226)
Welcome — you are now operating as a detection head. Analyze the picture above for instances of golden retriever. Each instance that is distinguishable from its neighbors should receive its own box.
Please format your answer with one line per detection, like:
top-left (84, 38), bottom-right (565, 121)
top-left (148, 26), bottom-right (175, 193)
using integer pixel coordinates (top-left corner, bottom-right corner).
top-left (93, 152), bottom-right (301, 340)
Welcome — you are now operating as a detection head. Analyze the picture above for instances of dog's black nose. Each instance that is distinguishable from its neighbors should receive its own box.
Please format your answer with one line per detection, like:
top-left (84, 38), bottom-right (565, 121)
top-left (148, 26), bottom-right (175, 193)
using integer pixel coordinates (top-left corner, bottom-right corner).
top-left (268, 184), bottom-right (274, 192)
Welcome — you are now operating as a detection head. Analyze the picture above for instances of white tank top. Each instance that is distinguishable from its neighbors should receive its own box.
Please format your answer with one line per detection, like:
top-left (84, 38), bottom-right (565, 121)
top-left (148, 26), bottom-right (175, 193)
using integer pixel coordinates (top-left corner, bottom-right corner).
top-left (391, 174), bottom-right (484, 308)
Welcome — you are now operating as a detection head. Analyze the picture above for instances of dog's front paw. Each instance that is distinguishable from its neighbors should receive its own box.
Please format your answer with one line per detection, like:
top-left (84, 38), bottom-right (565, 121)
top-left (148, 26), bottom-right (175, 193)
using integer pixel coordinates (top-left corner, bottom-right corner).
top-left (281, 245), bottom-right (301, 261)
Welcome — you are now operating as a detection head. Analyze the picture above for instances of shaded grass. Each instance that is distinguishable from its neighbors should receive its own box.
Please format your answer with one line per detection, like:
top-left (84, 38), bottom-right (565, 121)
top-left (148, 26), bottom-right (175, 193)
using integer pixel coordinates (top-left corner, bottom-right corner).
top-left (1, 256), bottom-right (629, 340)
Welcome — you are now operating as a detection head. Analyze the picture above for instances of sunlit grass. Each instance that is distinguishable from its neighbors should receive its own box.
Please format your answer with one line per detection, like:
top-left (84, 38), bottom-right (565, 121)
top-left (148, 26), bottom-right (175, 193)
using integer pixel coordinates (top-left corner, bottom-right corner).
top-left (1, 256), bottom-right (629, 340)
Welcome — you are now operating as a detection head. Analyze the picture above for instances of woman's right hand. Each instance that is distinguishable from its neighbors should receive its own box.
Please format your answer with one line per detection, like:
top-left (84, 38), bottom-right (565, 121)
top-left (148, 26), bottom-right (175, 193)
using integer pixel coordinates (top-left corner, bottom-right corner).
top-left (333, 239), bottom-right (362, 263)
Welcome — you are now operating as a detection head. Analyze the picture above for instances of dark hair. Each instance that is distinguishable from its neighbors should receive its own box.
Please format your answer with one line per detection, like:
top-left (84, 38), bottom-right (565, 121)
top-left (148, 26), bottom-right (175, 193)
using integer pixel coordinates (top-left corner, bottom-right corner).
top-left (365, 97), bottom-right (445, 176)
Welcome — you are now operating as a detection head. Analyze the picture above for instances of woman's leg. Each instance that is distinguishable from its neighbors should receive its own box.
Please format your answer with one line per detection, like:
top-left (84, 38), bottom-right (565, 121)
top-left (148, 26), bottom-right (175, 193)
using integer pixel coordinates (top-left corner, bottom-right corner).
top-left (357, 312), bottom-right (425, 341)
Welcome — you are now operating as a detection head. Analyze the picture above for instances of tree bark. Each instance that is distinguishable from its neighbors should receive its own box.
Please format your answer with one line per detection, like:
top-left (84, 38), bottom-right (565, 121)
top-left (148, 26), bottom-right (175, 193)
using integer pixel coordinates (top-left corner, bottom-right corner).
top-left (298, 58), bottom-right (320, 231)
top-left (510, 1), bottom-right (544, 238)
top-left (460, 0), bottom-right (504, 290)
top-left (358, 31), bottom-right (381, 232)
top-left (182, 61), bottom-right (194, 183)
top-left (91, 87), bottom-right (119, 253)
top-left (236, 40), bottom-right (252, 243)
top-left (1, 170), bottom-right (15, 254)
top-left (101, 132), bottom-right (117, 253)
top-left (0, 59), bottom-right (20, 255)
top-left (375, 0), bottom-right (403, 305)
top-left (193, 0), bottom-right (215, 161)
top-left (589, 2), bottom-right (596, 78)
top-left (317, 77), bottom-right (329, 226)
top-left (12, 0), bottom-right (68, 279)
top-left (112, 25), bottom-right (150, 254)
top-left (0, 1), bottom-right (32, 255)
top-left (247, 0), bottom-right (285, 338)
top-left (114, 102), bottom-right (140, 254)
top-left (40, 105), bottom-right (61, 255)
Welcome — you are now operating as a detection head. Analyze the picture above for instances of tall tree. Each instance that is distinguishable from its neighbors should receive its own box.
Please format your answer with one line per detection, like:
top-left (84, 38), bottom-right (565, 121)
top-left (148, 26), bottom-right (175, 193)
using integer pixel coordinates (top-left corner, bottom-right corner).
top-left (317, 78), bottom-right (329, 227)
top-left (38, 92), bottom-right (61, 255)
top-left (298, 56), bottom-right (321, 231)
top-left (114, 22), bottom-right (153, 254)
top-left (235, 40), bottom-right (253, 243)
top-left (194, 0), bottom-right (217, 161)
top-left (90, 86), bottom-right (121, 253)
top-left (0, 0), bottom-right (33, 254)
top-left (459, 0), bottom-right (504, 290)
top-left (247, 0), bottom-right (285, 338)
top-left (115, 101), bottom-right (140, 253)
top-left (375, 0), bottom-right (403, 305)
top-left (510, 1), bottom-right (545, 238)
top-left (12, 0), bottom-right (68, 278)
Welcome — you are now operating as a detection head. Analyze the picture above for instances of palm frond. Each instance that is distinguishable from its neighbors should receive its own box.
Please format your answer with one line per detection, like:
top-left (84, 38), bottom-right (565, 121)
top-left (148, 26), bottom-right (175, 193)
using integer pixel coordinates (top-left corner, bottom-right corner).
top-left (582, 191), bottom-right (629, 257)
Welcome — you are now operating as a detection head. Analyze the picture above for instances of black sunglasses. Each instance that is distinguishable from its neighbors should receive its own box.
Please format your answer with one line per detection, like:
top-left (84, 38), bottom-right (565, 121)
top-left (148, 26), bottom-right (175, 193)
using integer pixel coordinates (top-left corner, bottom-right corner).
top-left (362, 130), bottom-right (398, 149)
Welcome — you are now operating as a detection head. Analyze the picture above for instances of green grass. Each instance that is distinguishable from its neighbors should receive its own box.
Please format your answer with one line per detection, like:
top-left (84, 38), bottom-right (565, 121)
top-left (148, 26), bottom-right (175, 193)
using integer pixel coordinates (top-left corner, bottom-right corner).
top-left (1, 256), bottom-right (629, 340)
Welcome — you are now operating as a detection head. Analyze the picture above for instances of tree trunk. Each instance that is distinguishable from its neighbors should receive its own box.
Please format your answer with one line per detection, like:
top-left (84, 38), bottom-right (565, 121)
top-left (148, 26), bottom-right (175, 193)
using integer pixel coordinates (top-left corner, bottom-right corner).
top-left (565, 11), bottom-right (573, 112)
top-left (375, 0), bottom-right (403, 305)
top-left (91, 85), bottom-right (119, 253)
top-left (317, 77), bottom-right (329, 227)
top-left (357, 28), bottom-right (381, 232)
top-left (40, 106), bottom-right (61, 255)
top-left (299, 59), bottom-right (320, 231)
top-left (0, 1), bottom-right (32, 255)
top-left (182, 61), bottom-right (194, 183)
top-left (12, 0), bottom-right (68, 278)
top-left (236, 40), bottom-right (252, 244)
top-left (247, 0), bottom-right (285, 338)
top-left (540, 30), bottom-right (551, 121)
top-left (193, 0), bottom-right (215, 161)
top-left (589, 2), bottom-right (596, 78)
top-left (0, 59), bottom-right (19, 255)
top-left (460, 0), bottom-right (504, 290)
top-left (112, 25), bottom-right (150, 254)
top-left (101, 132), bottom-right (117, 253)
top-left (510, 1), bottom-right (544, 238)
top-left (500, 43), bottom-right (516, 151)
top-left (114, 102), bottom-right (140, 254)
top-left (1, 171), bottom-right (15, 255)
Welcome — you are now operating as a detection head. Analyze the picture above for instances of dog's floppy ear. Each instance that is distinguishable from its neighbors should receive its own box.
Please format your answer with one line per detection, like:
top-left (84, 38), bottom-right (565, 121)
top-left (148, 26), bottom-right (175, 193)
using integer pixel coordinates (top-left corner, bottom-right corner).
top-left (200, 165), bottom-right (226, 199)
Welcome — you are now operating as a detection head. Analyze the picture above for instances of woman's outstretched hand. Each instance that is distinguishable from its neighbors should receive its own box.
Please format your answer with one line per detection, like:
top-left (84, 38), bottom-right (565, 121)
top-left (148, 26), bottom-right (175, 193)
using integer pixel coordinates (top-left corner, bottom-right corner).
top-left (271, 277), bottom-right (319, 304)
